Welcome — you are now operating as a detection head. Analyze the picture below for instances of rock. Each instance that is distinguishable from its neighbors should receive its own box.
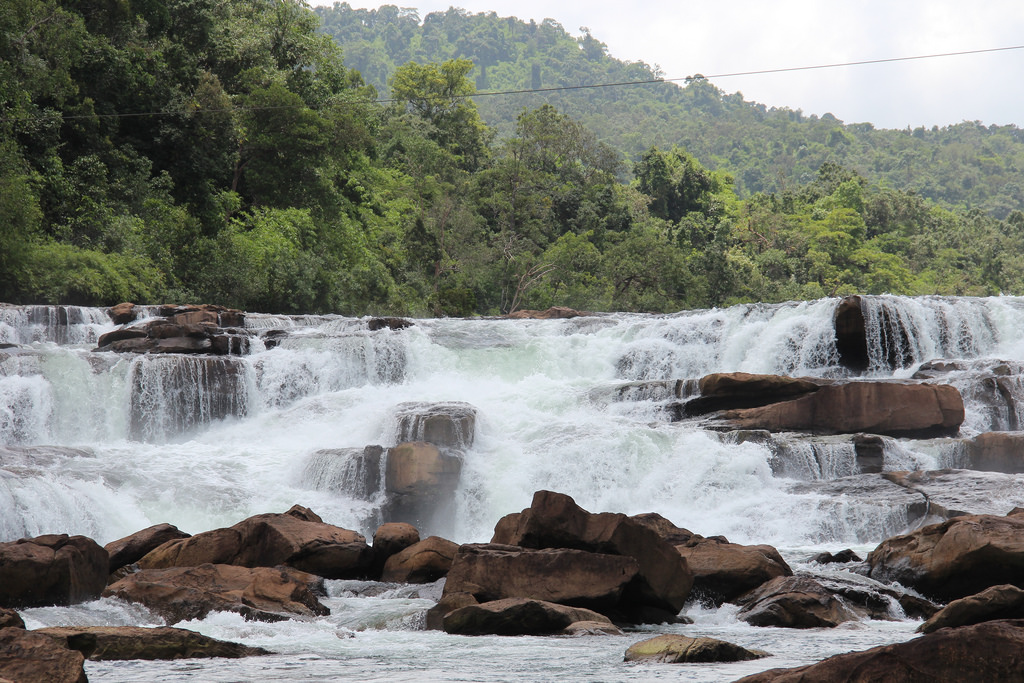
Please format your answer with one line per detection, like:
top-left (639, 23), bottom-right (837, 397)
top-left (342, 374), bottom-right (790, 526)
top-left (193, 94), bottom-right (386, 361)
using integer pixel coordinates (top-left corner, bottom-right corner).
top-left (303, 446), bottom-right (383, 499)
top-left (425, 592), bottom-right (479, 631)
top-left (102, 563), bottom-right (329, 624)
top-left (736, 576), bottom-right (860, 628)
top-left (721, 381), bottom-right (964, 438)
top-left (105, 523), bottom-right (191, 574)
top-left (137, 508), bottom-right (373, 580)
top-left (384, 442), bottom-right (462, 529)
top-left (443, 543), bottom-right (638, 613)
top-left (371, 523), bottom-right (420, 577)
top-left (867, 509), bottom-right (1024, 601)
top-left (812, 549), bottom-right (862, 564)
top-left (624, 634), bottom-right (767, 663)
top-left (853, 433), bottom-right (886, 473)
top-left (0, 610), bottom-right (23, 630)
top-left (881, 469), bottom-right (1024, 518)
top-left (562, 620), bottom-right (623, 636)
top-left (108, 302), bottom-right (138, 325)
top-left (834, 295), bottom-right (869, 372)
top-left (0, 534), bottom-right (108, 608)
top-left (35, 625), bottom-right (270, 660)
top-left (684, 372), bottom-right (825, 416)
top-left (491, 491), bottom-right (693, 618)
top-left (392, 402), bottom-right (477, 450)
top-left (962, 432), bottom-right (1024, 473)
top-left (367, 317), bottom-right (413, 331)
top-left (505, 307), bottom-right (587, 319)
top-left (919, 585), bottom-right (1024, 633)
top-left (381, 536), bottom-right (459, 583)
top-left (94, 306), bottom-right (250, 355)
top-left (734, 619), bottom-right (1024, 682)
top-left (442, 598), bottom-right (612, 636)
top-left (630, 512), bottom-right (790, 605)
top-left (0, 627), bottom-right (87, 683)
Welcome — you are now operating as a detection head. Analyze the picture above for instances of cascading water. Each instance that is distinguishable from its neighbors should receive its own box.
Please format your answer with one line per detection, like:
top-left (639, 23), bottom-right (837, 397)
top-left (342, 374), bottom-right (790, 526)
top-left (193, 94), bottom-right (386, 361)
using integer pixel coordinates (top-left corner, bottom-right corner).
top-left (6, 295), bottom-right (1024, 682)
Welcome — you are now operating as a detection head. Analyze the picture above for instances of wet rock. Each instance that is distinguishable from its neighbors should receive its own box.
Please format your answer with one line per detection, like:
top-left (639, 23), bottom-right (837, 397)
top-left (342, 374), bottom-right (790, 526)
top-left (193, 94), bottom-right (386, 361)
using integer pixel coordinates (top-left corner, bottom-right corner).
top-left (853, 433), bottom-right (886, 473)
top-left (0, 627), bottom-right (87, 683)
top-left (95, 305), bottom-right (250, 356)
top-left (103, 563), bottom-right (329, 623)
top-left (919, 584), bottom-right (1024, 634)
top-left (734, 619), bottom-right (1024, 682)
top-left (834, 295), bottom-right (868, 372)
top-left (137, 507), bottom-right (373, 580)
top-left (880, 469), bottom-right (1024, 518)
top-left (684, 372), bottom-right (825, 416)
top-left (0, 610), bottom-right (24, 630)
top-left (562, 620), bottom-right (623, 636)
top-left (787, 474), bottom-right (932, 538)
top-left (105, 523), bottom-right (191, 575)
top-left (443, 543), bottom-right (639, 614)
top-left (630, 513), bottom-right (790, 605)
top-left (962, 432), bottom-right (1024, 473)
top-left (381, 536), bottom-right (458, 584)
top-left (491, 491), bottom-right (693, 618)
top-left (108, 302), bottom-right (139, 325)
top-left (720, 381), bottom-right (964, 438)
top-left (367, 317), bottom-right (413, 331)
top-left (505, 307), bottom-right (587, 319)
top-left (868, 509), bottom-right (1024, 601)
top-left (35, 625), bottom-right (270, 660)
top-left (425, 591), bottom-right (479, 630)
top-left (812, 549), bottom-right (862, 564)
top-left (371, 523), bottom-right (419, 577)
top-left (384, 442), bottom-right (462, 529)
top-left (303, 446), bottom-right (383, 500)
top-left (0, 534), bottom-right (108, 608)
top-left (442, 597), bottom-right (612, 636)
top-left (736, 576), bottom-right (860, 628)
top-left (392, 402), bottom-right (477, 450)
top-left (624, 634), bottom-right (767, 663)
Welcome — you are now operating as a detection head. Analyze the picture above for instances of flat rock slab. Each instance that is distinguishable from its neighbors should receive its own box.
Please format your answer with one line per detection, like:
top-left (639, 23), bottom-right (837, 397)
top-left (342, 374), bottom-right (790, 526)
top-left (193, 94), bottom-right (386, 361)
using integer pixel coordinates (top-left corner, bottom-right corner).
top-left (625, 634), bottom-right (767, 663)
top-left (442, 598), bottom-right (612, 636)
top-left (35, 626), bottom-right (270, 660)
top-left (734, 619), bottom-right (1024, 682)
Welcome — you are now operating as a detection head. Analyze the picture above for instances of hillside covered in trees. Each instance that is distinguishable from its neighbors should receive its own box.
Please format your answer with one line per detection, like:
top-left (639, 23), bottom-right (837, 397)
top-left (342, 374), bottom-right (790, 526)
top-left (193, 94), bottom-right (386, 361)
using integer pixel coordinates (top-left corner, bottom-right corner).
top-left (2, 0), bottom-right (1024, 316)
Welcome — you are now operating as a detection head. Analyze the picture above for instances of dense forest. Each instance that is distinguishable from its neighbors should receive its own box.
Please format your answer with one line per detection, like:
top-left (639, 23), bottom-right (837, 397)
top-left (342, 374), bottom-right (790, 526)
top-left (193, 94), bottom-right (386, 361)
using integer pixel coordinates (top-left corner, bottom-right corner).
top-left (2, 0), bottom-right (1023, 316)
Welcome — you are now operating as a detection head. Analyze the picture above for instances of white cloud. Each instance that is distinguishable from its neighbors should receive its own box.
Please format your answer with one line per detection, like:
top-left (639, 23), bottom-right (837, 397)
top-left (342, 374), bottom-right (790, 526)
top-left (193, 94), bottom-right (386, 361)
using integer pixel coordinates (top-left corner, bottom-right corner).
top-left (313, 1), bottom-right (1024, 129)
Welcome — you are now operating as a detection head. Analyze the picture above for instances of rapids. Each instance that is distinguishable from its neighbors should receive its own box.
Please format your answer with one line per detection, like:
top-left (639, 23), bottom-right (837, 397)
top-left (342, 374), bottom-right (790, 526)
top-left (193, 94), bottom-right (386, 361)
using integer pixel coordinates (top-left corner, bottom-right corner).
top-left (5, 295), bottom-right (1024, 681)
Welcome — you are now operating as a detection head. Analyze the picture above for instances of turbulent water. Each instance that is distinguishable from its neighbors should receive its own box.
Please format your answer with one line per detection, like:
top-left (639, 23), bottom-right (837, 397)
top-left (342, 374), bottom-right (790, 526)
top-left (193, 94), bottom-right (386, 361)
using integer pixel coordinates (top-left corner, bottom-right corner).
top-left (5, 296), bottom-right (1024, 681)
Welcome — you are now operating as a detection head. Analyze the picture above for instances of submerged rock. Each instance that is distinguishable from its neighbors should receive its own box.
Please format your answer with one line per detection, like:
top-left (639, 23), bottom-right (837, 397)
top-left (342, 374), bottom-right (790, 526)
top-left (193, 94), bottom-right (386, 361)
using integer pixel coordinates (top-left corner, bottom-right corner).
top-left (0, 627), bottom-right (88, 683)
top-left (442, 597), bottom-right (612, 636)
top-left (0, 534), bottom-right (108, 609)
top-left (734, 619), bottom-right (1024, 682)
top-left (35, 625), bottom-right (270, 660)
top-left (624, 634), bottom-right (767, 663)
top-left (103, 563), bottom-right (329, 623)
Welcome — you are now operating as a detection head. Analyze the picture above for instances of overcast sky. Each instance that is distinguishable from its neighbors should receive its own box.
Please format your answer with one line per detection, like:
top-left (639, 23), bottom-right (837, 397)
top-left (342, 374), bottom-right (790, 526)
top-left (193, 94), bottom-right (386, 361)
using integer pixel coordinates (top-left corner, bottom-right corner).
top-left (311, 0), bottom-right (1024, 130)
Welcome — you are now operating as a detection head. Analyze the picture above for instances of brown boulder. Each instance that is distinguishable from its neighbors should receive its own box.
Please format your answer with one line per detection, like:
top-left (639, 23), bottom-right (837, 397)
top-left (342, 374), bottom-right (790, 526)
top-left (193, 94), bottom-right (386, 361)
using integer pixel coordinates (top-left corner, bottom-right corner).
top-left (0, 610), bottom-right (23, 630)
top-left (867, 510), bottom-right (1024, 601)
top-left (624, 634), bottom-right (767, 663)
top-left (721, 381), bottom-right (964, 438)
top-left (0, 534), bottom-right (108, 608)
top-left (392, 402), bottom-right (477, 450)
top-left (491, 491), bottom-right (692, 616)
top-left (442, 598), bottom-right (612, 636)
top-left (105, 523), bottom-right (191, 574)
top-left (0, 627), bottom-right (87, 683)
top-left (137, 508), bottom-right (373, 579)
top-left (381, 536), bottom-right (458, 583)
top-left (108, 302), bottom-right (138, 325)
top-left (102, 563), bottom-right (329, 624)
top-left (443, 543), bottom-right (638, 613)
top-left (371, 522), bottom-right (420, 577)
top-left (425, 592), bottom-right (478, 631)
top-left (919, 584), bottom-right (1024, 633)
top-left (736, 576), bottom-right (859, 628)
top-left (684, 372), bottom-right (825, 416)
top-left (734, 619), bottom-right (1024, 682)
top-left (35, 625), bottom-right (269, 660)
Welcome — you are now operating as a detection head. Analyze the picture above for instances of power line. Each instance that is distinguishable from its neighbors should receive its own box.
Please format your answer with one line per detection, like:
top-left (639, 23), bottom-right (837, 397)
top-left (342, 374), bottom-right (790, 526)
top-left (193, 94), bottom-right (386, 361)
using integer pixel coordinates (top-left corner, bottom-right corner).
top-left (2, 44), bottom-right (1022, 123)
